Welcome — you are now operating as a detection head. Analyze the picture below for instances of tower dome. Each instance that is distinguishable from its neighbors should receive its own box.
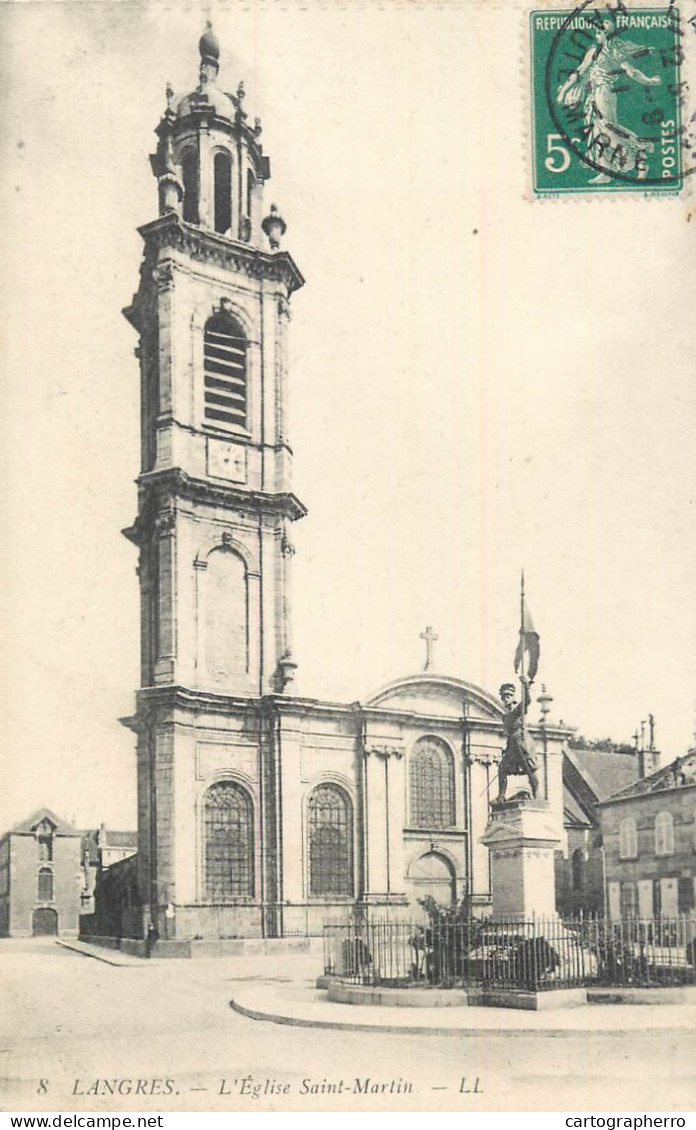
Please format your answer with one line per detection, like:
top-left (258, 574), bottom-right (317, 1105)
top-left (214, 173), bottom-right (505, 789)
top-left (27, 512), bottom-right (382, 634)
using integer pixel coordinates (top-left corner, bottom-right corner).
top-left (199, 23), bottom-right (220, 65)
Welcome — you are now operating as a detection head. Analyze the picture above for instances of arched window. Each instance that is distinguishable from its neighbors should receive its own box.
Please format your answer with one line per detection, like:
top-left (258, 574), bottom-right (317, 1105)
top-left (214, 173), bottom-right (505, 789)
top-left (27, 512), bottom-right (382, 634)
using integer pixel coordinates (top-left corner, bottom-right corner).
top-left (409, 737), bottom-right (455, 828)
top-left (214, 151), bottom-right (232, 234)
top-left (655, 811), bottom-right (674, 856)
top-left (203, 782), bottom-right (254, 900)
top-left (571, 847), bottom-right (584, 892)
top-left (37, 868), bottom-right (53, 901)
top-left (308, 785), bottom-right (353, 897)
top-left (181, 149), bottom-right (199, 224)
top-left (619, 817), bottom-right (638, 859)
top-left (246, 170), bottom-right (255, 218)
top-left (203, 312), bottom-right (248, 430)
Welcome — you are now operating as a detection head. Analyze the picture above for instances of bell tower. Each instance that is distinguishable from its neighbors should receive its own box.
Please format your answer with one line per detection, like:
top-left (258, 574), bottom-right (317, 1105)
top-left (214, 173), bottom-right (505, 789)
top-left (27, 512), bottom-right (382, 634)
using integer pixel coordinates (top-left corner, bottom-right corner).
top-left (124, 25), bottom-right (305, 699)
top-left (122, 28), bottom-right (305, 940)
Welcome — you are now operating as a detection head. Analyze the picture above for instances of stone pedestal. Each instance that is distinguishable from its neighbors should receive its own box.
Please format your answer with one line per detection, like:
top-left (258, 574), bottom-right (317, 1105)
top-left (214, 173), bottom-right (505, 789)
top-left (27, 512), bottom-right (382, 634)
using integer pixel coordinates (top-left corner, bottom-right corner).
top-left (480, 799), bottom-right (560, 921)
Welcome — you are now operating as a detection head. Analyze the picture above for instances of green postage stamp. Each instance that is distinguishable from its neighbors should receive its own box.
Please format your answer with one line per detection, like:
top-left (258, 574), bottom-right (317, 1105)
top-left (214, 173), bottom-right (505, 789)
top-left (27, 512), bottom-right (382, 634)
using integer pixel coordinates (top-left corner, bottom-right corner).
top-left (530, 2), bottom-right (692, 194)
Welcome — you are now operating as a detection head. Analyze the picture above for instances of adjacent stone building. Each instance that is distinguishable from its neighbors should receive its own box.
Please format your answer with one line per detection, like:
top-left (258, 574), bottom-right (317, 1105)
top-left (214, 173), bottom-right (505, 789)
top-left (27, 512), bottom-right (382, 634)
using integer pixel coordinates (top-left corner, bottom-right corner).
top-left (0, 809), bottom-right (82, 937)
top-left (557, 739), bottom-right (656, 916)
top-left (120, 28), bottom-right (573, 947)
top-left (81, 825), bottom-right (138, 915)
top-left (599, 751), bottom-right (696, 920)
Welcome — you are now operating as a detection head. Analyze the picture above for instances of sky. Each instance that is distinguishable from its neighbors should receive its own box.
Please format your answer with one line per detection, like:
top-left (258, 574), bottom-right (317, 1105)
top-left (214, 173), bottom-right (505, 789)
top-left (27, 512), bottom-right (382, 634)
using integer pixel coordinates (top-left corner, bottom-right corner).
top-left (0, 0), bottom-right (694, 833)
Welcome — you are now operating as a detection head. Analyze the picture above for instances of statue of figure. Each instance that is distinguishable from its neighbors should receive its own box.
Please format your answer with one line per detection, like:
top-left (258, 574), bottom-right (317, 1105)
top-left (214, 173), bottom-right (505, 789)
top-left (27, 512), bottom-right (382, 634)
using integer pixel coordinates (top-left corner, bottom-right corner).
top-left (556, 18), bottom-right (662, 183)
top-left (496, 678), bottom-right (539, 801)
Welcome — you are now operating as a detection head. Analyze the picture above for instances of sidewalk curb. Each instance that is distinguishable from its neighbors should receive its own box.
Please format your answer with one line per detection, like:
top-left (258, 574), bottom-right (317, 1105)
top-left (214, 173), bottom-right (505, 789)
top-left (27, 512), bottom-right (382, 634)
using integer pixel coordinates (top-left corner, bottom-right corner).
top-left (228, 991), bottom-right (696, 1039)
top-left (228, 994), bottom-right (695, 1039)
top-left (55, 938), bottom-right (158, 967)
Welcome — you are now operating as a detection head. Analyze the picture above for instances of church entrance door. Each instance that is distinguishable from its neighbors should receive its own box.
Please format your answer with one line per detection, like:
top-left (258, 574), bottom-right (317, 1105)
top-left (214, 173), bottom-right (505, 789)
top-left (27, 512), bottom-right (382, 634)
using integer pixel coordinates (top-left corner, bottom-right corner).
top-left (32, 907), bottom-right (58, 936)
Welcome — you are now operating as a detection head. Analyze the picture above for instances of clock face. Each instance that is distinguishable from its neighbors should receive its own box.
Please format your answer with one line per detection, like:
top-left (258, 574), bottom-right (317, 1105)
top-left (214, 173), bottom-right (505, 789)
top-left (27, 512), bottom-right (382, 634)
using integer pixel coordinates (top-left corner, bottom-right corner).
top-left (207, 437), bottom-right (247, 483)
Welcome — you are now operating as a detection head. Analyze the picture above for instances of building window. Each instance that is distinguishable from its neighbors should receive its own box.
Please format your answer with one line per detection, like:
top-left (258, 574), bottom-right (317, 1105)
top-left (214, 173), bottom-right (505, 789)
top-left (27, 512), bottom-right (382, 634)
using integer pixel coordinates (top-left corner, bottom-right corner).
top-left (308, 785), bottom-right (353, 897)
top-left (619, 881), bottom-right (637, 919)
top-left (37, 868), bottom-right (53, 902)
top-left (655, 811), bottom-right (674, 856)
top-left (619, 817), bottom-right (638, 859)
top-left (203, 312), bottom-right (248, 430)
top-left (203, 782), bottom-right (254, 900)
top-left (214, 151), bottom-right (232, 234)
top-left (246, 170), bottom-right (255, 218)
top-left (181, 148), bottom-right (199, 224)
top-left (678, 876), bottom-right (695, 913)
top-left (571, 848), bottom-right (584, 892)
top-left (409, 737), bottom-right (455, 828)
top-left (37, 836), bottom-right (52, 863)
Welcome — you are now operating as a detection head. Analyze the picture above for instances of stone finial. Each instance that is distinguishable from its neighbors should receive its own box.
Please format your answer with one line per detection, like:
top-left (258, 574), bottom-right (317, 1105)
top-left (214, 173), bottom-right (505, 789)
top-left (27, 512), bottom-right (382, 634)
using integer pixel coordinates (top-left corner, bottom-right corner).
top-left (165, 82), bottom-right (175, 111)
top-left (253, 117), bottom-right (263, 137)
top-left (199, 22), bottom-right (220, 65)
top-left (199, 22), bottom-right (220, 86)
top-left (262, 204), bottom-right (287, 250)
top-left (276, 651), bottom-right (298, 692)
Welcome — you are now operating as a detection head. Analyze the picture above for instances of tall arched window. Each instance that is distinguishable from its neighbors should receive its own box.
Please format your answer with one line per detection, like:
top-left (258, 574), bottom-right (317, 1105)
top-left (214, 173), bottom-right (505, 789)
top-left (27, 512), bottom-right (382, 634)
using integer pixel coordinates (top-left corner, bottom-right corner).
top-left (181, 149), bottom-right (199, 224)
top-left (409, 737), bottom-right (455, 828)
top-left (571, 847), bottom-right (585, 892)
top-left (37, 868), bottom-right (53, 901)
top-left (246, 170), bottom-right (255, 218)
top-left (619, 817), bottom-right (638, 859)
top-left (214, 151), bottom-right (232, 234)
top-left (308, 785), bottom-right (353, 896)
top-left (203, 312), bottom-right (248, 430)
top-left (655, 811), bottom-right (674, 856)
top-left (203, 782), bottom-right (254, 900)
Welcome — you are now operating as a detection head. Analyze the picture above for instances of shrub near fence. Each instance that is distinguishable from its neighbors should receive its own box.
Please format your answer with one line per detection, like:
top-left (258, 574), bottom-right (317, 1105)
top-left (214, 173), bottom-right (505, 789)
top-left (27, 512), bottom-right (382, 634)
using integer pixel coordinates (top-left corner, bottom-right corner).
top-left (323, 914), bottom-right (696, 992)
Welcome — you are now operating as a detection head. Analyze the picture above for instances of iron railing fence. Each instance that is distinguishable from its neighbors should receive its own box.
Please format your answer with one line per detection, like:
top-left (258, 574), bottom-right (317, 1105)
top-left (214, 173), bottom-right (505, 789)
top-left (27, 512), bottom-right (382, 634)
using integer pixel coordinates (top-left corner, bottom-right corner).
top-left (323, 914), bottom-right (696, 991)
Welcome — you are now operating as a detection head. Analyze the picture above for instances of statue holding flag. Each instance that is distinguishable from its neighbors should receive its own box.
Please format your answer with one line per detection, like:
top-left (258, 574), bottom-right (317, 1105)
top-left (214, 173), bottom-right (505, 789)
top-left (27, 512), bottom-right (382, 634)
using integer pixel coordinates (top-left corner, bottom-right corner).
top-left (496, 577), bottom-right (540, 803)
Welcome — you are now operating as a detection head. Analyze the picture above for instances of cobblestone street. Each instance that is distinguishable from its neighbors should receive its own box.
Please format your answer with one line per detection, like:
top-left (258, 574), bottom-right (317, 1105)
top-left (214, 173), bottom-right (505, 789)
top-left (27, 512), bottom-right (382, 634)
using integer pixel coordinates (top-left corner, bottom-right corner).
top-left (1, 940), bottom-right (694, 1113)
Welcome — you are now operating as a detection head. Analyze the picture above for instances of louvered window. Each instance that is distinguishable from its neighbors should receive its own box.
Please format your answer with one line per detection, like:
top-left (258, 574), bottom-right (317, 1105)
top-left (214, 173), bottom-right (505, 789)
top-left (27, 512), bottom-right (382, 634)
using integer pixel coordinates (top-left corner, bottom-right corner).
top-left (204, 313), bottom-right (247, 430)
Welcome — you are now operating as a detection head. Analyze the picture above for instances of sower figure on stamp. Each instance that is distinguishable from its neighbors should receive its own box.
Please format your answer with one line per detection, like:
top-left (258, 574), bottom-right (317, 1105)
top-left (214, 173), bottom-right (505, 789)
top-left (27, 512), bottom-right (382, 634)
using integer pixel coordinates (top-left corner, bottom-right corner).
top-left (496, 572), bottom-right (540, 803)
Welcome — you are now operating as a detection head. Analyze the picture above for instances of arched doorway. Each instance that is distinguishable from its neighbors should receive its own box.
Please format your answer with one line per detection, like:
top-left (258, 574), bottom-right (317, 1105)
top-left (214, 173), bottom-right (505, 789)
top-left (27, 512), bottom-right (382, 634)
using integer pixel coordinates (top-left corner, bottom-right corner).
top-left (32, 907), bottom-right (58, 936)
top-left (407, 852), bottom-right (456, 907)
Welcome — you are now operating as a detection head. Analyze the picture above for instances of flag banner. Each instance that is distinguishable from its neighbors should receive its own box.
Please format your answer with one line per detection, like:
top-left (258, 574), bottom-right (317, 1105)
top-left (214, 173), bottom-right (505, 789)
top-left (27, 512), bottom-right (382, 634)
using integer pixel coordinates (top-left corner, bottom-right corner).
top-left (514, 597), bottom-right (540, 682)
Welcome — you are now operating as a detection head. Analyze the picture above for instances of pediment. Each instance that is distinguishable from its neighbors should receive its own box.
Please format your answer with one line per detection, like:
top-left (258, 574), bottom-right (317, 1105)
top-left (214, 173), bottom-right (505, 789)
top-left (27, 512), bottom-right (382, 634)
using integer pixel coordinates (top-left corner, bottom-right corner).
top-left (365, 674), bottom-right (503, 722)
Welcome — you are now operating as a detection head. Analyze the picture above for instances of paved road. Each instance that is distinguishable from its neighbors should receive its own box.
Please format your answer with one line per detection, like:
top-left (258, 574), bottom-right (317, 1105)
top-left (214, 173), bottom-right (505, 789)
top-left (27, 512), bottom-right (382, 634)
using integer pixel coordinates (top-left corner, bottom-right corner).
top-left (1, 939), bottom-right (694, 1113)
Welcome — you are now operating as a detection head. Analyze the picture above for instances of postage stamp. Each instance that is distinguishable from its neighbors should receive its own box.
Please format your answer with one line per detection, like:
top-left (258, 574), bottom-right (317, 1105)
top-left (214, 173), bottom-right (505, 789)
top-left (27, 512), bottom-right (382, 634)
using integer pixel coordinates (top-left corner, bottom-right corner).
top-left (530, 2), bottom-right (690, 194)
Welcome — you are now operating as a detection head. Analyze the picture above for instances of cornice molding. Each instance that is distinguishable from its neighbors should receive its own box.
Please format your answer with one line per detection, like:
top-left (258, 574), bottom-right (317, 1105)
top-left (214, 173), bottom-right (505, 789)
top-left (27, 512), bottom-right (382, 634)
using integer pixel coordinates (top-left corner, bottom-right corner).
top-left (136, 214), bottom-right (304, 296)
top-left (122, 468), bottom-right (307, 545)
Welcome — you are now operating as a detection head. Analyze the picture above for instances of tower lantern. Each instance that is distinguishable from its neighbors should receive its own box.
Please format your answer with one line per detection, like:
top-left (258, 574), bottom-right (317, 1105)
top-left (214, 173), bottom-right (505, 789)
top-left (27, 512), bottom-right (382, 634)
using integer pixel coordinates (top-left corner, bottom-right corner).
top-left (149, 23), bottom-right (271, 244)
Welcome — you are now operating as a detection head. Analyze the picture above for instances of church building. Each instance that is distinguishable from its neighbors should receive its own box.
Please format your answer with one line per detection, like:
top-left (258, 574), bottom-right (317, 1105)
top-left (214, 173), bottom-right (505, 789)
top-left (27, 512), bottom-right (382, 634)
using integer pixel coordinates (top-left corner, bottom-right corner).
top-left (121, 27), bottom-right (572, 945)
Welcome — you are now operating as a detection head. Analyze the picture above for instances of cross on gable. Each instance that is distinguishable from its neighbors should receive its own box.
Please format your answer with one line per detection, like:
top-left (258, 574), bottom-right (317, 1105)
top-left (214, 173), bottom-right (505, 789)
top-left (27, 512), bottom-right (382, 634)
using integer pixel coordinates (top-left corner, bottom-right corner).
top-left (420, 625), bottom-right (438, 671)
